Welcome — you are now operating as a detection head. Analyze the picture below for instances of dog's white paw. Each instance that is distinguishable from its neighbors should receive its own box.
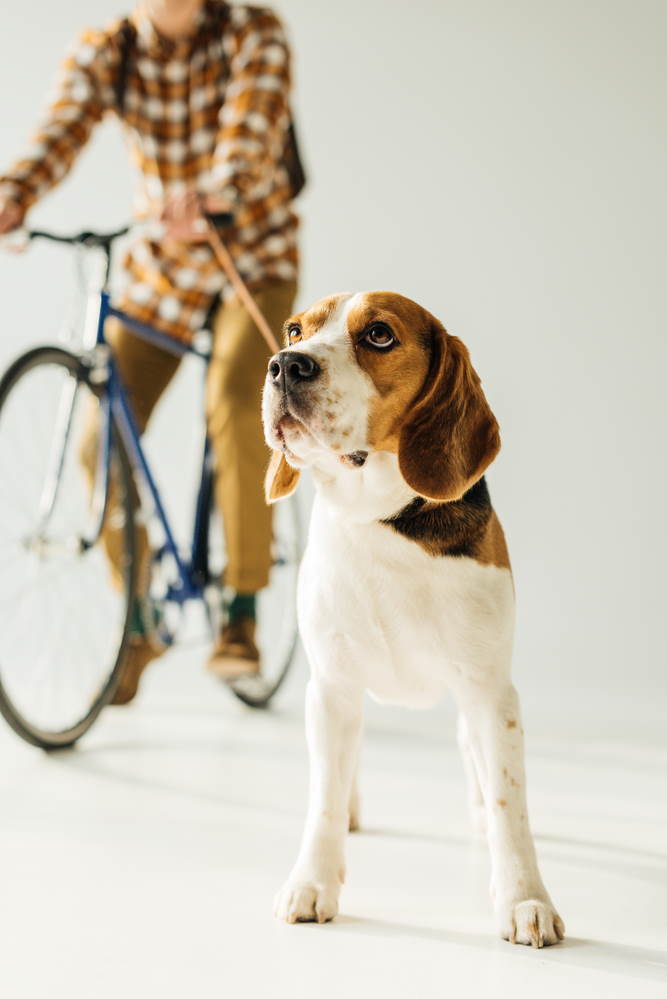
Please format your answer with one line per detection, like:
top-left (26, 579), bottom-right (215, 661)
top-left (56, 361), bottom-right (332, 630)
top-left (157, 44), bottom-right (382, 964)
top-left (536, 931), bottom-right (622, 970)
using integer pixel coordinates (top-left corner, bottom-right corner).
top-left (499, 899), bottom-right (565, 948)
top-left (274, 879), bottom-right (340, 924)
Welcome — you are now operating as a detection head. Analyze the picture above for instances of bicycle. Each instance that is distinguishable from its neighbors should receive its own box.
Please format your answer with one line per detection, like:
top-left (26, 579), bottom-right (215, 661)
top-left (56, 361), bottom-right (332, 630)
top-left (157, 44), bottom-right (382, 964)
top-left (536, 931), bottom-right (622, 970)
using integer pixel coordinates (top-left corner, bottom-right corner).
top-left (0, 221), bottom-right (302, 750)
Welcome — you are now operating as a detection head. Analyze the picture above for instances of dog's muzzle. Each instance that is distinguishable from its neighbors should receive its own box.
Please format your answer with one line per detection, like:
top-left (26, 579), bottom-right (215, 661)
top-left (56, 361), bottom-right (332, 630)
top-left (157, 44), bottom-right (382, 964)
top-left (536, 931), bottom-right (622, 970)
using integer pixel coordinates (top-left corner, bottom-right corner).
top-left (268, 350), bottom-right (321, 393)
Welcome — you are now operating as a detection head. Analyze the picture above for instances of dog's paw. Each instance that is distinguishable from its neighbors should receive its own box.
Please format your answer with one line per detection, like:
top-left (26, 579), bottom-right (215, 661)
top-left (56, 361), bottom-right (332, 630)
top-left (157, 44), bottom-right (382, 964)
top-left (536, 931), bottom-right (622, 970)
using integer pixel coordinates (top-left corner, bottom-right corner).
top-left (500, 899), bottom-right (565, 948)
top-left (274, 879), bottom-right (340, 924)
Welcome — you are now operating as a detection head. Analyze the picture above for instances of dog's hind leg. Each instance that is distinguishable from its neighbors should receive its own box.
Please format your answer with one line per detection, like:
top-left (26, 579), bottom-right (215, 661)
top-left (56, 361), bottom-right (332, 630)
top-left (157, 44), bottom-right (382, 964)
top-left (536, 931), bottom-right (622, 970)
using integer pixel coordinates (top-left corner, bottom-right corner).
top-left (275, 678), bottom-right (363, 924)
top-left (457, 713), bottom-right (486, 840)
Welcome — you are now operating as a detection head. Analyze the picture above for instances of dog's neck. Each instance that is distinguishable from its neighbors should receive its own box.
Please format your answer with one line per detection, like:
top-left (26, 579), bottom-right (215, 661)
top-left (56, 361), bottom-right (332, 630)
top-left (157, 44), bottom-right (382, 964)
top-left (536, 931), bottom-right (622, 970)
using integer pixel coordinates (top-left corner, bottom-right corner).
top-left (309, 450), bottom-right (416, 525)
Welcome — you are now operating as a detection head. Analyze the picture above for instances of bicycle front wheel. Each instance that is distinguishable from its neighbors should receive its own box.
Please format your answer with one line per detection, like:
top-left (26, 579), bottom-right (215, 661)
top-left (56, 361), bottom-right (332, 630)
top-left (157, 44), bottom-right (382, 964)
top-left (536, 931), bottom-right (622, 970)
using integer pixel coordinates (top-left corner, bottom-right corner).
top-left (0, 347), bottom-right (136, 748)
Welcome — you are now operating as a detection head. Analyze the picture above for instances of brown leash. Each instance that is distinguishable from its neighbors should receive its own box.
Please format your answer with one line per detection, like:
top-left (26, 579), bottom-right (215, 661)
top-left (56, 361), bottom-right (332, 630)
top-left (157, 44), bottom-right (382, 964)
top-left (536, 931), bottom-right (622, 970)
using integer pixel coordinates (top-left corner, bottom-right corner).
top-left (205, 218), bottom-right (281, 354)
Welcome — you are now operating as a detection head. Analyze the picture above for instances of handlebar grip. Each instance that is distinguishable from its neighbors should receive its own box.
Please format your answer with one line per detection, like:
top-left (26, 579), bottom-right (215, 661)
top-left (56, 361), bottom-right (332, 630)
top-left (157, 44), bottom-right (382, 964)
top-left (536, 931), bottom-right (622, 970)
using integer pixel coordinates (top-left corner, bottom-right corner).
top-left (204, 211), bottom-right (234, 229)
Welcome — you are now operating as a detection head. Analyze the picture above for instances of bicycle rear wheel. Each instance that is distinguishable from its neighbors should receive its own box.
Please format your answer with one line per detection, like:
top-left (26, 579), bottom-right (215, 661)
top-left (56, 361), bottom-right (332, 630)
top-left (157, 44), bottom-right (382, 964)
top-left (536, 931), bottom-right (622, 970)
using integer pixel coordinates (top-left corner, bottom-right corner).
top-left (205, 493), bottom-right (301, 708)
top-left (0, 347), bottom-right (135, 748)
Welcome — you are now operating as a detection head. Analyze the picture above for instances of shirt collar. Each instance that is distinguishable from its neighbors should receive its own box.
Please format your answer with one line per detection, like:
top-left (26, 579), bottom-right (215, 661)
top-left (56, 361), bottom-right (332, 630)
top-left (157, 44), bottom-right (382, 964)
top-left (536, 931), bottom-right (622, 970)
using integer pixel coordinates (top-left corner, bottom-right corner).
top-left (131, 1), bottom-right (212, 58)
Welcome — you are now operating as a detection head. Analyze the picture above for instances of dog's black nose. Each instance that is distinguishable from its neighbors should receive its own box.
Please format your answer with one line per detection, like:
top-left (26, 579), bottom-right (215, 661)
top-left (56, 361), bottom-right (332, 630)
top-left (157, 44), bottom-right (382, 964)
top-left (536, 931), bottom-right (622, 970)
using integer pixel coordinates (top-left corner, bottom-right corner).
top-left (268, 351), bottom-right (321, 390)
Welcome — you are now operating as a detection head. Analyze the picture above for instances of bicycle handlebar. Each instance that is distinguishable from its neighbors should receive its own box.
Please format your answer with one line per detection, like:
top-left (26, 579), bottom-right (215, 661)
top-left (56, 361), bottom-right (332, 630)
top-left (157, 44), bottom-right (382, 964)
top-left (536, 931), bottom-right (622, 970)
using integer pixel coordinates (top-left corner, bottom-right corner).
top-left (27, 226), bottom-right (131, 248)
top-left (23, 211), bottom-right (233, 251)
top-left (3, 212), bottom-right (235, 289)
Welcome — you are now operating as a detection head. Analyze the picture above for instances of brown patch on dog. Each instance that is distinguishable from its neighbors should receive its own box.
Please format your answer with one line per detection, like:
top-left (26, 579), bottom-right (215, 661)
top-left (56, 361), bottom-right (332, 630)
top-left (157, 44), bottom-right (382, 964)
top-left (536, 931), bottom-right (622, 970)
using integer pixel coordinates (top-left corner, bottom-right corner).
top-left (398, 326), bottom-right (500, 502)
top-left (347, 292), bottom-right (433, 450)
top-left (283, 293), bottom-right (349, 344)
top-left (506, 719), bottom-right (517, 729)
top-left (383, 477), bottom-right (511, 570)
top-left (497, 799), bottom-right (507, 808)
top-left (475, 511), bottom-right (511, 570)
top-left (281, 290), bottom-right (499, 502)
top-left (343, 292), bottom-right (499, 502)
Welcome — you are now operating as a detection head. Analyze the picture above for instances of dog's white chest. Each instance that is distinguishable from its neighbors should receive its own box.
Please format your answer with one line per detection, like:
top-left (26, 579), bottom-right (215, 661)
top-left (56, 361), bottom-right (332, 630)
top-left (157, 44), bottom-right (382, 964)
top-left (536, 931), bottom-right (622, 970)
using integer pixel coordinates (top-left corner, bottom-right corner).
top-left (298, 497), bottom-right (515, 708)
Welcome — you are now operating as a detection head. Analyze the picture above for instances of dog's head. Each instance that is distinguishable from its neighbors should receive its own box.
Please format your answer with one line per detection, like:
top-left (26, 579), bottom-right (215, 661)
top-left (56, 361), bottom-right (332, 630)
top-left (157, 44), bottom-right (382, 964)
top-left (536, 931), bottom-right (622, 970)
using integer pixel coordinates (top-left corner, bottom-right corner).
top-left (262, 291), bottom-right (500, 504)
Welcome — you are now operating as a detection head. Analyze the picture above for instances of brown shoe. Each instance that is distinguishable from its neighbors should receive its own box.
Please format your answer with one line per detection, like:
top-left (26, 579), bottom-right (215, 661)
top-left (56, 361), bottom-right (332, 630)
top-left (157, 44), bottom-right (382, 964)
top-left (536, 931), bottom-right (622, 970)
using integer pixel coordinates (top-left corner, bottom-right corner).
top-left (111, 635), bottom-right (167, 705)
top-left (207, 617), bottom-right (260, 681)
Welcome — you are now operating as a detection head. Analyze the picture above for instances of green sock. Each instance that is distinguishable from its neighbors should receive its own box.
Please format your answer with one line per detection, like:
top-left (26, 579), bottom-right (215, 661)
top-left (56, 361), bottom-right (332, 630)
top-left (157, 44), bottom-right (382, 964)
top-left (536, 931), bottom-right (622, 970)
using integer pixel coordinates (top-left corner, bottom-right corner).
top-left (129, 598), bottom-right (162, 638)
top-left (226, 592), bottom-right (256, 623)
top-left (129, 599), bottom-right (146, 637)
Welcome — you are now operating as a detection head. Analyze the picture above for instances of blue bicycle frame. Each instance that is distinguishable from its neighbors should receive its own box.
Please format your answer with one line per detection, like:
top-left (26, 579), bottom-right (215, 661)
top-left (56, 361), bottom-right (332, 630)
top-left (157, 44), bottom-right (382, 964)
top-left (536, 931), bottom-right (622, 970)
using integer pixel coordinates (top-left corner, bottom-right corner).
top-left (92, 289), bottom-right (215, 607)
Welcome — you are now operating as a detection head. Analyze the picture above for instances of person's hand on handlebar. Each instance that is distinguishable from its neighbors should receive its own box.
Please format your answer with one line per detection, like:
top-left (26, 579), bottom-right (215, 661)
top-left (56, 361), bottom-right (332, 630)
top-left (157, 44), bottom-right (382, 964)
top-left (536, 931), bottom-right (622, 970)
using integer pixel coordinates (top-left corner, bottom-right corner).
top-left (0, 190), bottom-right (234, 247)
top-left (161, 191), bottom-right (233, 243)
top-left (0, 199), bottom-right (24, 236)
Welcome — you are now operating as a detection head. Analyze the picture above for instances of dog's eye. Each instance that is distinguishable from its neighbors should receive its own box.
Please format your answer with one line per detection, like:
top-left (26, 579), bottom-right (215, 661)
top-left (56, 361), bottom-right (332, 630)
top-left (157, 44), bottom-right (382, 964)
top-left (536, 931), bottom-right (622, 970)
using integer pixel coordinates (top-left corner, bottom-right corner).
top-left (287, 324), bottom-right (302, 345)
top-left (362, 323), bottom-right (397, 350)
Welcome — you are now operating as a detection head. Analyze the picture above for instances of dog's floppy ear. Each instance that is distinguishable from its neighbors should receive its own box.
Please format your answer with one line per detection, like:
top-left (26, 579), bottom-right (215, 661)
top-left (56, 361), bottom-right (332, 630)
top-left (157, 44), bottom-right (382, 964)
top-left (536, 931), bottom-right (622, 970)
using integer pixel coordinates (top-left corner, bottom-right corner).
top-left (398, 319), bottom-right (500, 502)
top-left (265, 450), bottom-right (301, 504)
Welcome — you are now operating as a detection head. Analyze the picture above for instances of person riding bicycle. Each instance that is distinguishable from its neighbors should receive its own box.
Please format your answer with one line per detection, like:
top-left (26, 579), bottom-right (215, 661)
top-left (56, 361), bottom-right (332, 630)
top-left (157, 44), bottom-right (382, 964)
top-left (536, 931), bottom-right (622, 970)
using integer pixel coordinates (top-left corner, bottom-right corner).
top-left (0, 0), bottom-right (300, 701)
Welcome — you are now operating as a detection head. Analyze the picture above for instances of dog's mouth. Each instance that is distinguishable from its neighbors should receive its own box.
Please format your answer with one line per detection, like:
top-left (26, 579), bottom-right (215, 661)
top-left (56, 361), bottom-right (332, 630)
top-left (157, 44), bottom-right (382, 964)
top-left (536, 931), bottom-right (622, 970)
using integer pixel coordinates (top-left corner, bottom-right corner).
top-left (340, 450), bottom-right (368, 469)
top-left (272, 406), bottom-right (368, 470)
top-left (273, 412), bottom-right (307, 458)
top-left (274, 412), bottom-right (302, 438)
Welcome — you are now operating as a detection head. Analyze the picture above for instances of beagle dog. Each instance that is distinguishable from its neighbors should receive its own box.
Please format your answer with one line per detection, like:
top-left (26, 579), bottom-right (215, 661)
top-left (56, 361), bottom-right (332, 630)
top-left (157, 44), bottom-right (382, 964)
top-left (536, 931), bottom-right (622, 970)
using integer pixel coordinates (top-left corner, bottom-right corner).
top-left (262, 291), bottom-right (564, 948)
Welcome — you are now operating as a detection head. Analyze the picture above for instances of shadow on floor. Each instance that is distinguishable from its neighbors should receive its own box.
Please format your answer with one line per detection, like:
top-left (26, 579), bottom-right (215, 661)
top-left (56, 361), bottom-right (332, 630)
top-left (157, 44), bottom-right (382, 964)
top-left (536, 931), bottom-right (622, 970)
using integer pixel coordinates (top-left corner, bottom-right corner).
top-left (361, 825), bottom-right (667, 883)
top-left (331, 917), bottom-right (667, 983)
top-left (43, 744), bottom-right (298, 817)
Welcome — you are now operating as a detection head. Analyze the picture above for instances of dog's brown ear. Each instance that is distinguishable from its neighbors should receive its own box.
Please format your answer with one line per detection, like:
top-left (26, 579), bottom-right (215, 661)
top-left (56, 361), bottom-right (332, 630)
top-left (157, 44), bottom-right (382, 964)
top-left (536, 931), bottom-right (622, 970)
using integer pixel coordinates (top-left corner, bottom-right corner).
top-left (398, 319), bottom-right (500, 502)
top-left (265, 450), bottom-right (301, 504)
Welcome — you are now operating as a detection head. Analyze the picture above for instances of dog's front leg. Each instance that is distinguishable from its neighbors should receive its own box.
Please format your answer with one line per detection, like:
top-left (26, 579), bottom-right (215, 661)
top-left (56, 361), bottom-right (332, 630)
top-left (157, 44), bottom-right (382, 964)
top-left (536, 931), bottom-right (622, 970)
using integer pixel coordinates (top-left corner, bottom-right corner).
top-left (457, 683), bottom-right (564, 947)
top-left (348, 758), bottom-right (361, 832)
top-left (457, 713), bottom-right (486, 839)
top-left (275, 678), bottom-right (363, 923)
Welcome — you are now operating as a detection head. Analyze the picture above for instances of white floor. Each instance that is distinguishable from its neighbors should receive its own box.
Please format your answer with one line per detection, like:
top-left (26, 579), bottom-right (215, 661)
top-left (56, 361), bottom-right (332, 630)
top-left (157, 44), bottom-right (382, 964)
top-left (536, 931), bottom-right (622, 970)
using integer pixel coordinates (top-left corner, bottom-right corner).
top-left (1, 635), bottom-right (666, 999)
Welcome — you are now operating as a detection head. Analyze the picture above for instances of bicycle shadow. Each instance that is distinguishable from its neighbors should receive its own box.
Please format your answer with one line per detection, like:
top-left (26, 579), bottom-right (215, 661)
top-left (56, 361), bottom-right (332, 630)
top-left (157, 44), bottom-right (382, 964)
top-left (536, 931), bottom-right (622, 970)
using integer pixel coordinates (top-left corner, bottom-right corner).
top-left (46, 740), bottom-right (299, 817)
top-left (45, 745), bottom-right (667, 890)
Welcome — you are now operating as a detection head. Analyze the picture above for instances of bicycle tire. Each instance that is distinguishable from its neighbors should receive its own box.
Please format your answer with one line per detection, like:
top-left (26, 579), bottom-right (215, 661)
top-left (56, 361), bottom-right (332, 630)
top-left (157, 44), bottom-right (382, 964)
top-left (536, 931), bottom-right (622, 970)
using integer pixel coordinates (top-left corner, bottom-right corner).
top-left (0, 346), bottom-right (136, 749)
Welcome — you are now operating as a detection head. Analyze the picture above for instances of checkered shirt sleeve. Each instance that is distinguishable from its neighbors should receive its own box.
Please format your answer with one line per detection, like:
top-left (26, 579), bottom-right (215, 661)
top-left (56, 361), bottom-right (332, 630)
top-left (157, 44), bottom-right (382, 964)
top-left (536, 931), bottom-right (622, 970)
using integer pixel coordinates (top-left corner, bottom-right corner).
top-left (0, 29), bottom-right (114, 210)
top-left (0, 3), bottom-right (299, 344)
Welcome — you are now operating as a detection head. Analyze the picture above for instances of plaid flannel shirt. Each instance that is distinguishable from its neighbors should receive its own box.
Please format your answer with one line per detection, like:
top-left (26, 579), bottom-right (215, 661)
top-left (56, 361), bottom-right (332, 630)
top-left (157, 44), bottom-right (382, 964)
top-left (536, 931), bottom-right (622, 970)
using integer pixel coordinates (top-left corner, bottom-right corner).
top-left (0, 1), bottom-right (299, 342)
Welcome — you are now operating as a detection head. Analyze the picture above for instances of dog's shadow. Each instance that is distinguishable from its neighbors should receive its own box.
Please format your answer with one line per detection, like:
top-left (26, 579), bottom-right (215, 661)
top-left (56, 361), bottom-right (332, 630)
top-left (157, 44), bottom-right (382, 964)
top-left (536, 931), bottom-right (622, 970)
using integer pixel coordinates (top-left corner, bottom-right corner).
top-left (328, 916), bottom-right (667, 983)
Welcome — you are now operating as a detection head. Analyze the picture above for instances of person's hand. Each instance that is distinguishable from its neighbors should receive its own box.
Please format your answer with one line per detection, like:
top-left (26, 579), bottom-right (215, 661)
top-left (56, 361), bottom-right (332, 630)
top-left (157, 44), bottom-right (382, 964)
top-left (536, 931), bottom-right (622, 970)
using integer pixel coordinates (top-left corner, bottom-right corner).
top-left (0, 199), bottom-right (24, 236)
top-left (202, 193), bottom-right (235, 220)
top-left (161, 190), bottom-right (207, 243)
top-left (161, 191), bottom-right (234, 243)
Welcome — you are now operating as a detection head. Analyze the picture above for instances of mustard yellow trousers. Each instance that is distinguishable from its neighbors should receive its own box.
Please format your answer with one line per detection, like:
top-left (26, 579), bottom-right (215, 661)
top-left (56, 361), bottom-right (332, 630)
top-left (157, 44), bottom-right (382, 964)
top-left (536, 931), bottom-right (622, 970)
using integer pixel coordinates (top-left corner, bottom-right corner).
top-left (81, 280), bottom-right (296, 595)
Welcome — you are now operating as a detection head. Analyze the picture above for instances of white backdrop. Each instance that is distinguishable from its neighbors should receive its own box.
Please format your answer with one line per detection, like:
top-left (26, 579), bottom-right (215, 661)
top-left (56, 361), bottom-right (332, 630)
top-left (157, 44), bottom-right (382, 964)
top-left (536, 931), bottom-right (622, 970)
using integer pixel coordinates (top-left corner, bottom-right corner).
top-left (0, 0), bottom-right (665, 708)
